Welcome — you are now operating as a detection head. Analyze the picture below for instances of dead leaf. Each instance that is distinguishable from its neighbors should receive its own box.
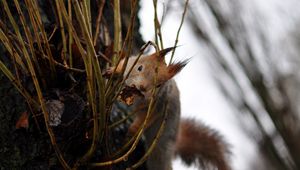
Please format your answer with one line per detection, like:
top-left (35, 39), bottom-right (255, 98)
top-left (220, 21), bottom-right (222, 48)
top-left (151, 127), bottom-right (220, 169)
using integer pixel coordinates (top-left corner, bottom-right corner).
top-left (118, 86), bottom-right (143, 105)
top-left (16, 111), bottom-right (29, 129)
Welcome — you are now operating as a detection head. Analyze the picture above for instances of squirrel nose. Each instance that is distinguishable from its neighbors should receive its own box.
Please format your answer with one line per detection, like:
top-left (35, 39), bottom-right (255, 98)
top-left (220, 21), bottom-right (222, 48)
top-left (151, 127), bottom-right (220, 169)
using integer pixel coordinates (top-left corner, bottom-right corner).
top-left (128, 84), bottom-right (145, 92)
top-left (129, 84), bottom-right (136, 88)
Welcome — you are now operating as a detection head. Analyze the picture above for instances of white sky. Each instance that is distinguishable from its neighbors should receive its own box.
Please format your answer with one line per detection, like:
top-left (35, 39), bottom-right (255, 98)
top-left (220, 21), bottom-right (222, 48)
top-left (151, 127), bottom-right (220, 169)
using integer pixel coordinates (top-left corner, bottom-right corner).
top-left (139, 0), bottom-right (300, 169)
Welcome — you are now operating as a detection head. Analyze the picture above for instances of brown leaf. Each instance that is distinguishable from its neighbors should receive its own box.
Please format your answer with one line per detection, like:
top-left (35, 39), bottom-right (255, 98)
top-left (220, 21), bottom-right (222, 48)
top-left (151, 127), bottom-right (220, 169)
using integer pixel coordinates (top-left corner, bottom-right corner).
top-left (16, 111), bottom-right (29, 129)
top-left (118, 86), bottom-right (143, 105)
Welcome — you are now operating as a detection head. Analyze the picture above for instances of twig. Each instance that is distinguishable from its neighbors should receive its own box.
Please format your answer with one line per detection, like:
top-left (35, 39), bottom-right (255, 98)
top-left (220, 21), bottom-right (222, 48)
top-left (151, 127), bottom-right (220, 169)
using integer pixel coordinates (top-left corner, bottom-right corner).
top-left (153, 0), bottom-right (164, 50)
top-left (130, 101), bottom-right (169, 169)
top-left (109, 110), bottom-right (136, 129)
top-left (13, 0), bottom-right (47, 87)
top-left (90, 76), bottom-right (159, 167)
top-left (112, 0), bottom-right (122, 65)
top-left (93, 0), bottom-right (105, 45)
top-left (65, 1), bottom-right (106, 166)
top-left (105, 41), bottom-right (157, 107)
top-left (0, 60), bottom-right (38, 106)
top-left (104, 0), bottom-right (138, 98)
top-left (26, 0), bottom-right (57, 76)
top-left (55, 1), bottom-right (68, 65)
top-left (0, 25), bottom-right (28, 73)
top-left (169, 0), bottom-right (189, 64)
top-left (2, 0), bottom-right (70, 168)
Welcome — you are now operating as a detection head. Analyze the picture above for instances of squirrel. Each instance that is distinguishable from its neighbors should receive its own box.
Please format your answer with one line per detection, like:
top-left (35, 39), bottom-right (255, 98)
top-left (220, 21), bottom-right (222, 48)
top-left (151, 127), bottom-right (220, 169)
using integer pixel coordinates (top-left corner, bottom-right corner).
top-left (105, 47), bottom-right (231, 170)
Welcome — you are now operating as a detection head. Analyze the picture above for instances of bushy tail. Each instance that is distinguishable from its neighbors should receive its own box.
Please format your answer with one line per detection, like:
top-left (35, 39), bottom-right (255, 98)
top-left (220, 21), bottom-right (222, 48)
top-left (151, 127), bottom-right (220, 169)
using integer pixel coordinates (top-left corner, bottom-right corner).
top-left (175, 118), bottom-right (231, 170)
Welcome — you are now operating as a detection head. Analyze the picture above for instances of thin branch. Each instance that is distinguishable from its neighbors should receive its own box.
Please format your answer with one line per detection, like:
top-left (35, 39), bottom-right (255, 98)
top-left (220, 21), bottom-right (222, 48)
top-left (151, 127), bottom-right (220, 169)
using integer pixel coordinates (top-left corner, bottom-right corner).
top-left (130, 101), bottom-right (169, 169)
top-left (93, 0), bottom-right (105, 45)
top-left (153, 0), bottom-right (164, 50)
top-left (112, 0), bottom-right (122, 65)
top-left (169, 0), bottom-right (189, 64)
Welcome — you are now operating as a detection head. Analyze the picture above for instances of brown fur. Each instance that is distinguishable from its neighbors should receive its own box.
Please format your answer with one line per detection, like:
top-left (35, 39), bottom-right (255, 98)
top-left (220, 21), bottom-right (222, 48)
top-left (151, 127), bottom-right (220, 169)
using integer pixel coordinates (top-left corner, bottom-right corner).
top-left (176, 119), bottom-right (231, 170)
top-left (168, 61), bottom-right (188, 79)
top-left (105, 48), bottom-right (231, 170)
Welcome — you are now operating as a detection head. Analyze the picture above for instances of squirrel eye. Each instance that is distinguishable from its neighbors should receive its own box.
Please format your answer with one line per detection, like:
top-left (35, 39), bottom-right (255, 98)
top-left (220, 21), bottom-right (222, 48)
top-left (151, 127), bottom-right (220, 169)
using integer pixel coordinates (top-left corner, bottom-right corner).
top-left (137, 65), bottom-right (143, 72)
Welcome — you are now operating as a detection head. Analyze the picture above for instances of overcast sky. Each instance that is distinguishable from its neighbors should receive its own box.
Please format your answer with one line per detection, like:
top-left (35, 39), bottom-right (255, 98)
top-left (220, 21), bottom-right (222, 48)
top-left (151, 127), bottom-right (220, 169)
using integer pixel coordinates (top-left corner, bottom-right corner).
top-left (139, 0), bottom-right (300, 169)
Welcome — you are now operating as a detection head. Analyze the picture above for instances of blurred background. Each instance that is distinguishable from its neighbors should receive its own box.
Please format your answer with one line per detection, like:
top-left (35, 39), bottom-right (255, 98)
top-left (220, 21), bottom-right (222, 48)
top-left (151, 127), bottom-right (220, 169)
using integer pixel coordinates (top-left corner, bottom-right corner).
top-left (140, 0), bottom-right (300, 169)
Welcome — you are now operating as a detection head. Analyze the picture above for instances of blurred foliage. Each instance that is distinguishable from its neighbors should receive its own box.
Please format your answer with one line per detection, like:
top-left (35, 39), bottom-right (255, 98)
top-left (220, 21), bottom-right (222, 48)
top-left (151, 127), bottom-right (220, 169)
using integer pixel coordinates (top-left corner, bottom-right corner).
top-left (178, 0), bottom-right (300, 169)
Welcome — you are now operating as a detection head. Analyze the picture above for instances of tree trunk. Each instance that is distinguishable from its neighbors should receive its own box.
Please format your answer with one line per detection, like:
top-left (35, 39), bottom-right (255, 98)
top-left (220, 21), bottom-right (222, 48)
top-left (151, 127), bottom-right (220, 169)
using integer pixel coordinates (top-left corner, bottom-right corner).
top-left (0, 0), bottom-right (146, 169)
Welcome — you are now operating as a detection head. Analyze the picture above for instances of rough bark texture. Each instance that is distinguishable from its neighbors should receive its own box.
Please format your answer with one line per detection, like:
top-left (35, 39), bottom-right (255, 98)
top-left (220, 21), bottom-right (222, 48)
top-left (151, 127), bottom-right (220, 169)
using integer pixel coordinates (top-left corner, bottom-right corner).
top-left (0, 0), bottom-right (146, 169)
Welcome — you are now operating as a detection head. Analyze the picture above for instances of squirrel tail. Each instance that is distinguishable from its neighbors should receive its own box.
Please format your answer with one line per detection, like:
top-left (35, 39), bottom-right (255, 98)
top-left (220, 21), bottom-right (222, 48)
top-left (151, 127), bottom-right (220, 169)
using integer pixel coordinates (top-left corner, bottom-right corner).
top-left (175, 118), bottom-right (231, 170)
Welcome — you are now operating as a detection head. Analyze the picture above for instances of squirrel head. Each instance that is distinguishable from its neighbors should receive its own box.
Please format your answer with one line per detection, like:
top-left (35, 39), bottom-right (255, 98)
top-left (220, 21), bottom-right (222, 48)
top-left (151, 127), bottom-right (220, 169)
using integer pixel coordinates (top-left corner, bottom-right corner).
top-left (104, 47), bottom-right (188, 96)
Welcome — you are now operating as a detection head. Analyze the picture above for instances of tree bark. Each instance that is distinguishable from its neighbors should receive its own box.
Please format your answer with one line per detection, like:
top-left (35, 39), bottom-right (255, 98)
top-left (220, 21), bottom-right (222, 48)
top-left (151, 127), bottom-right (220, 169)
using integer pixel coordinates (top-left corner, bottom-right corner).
top-left (0, 0), bottom-right (146, 169)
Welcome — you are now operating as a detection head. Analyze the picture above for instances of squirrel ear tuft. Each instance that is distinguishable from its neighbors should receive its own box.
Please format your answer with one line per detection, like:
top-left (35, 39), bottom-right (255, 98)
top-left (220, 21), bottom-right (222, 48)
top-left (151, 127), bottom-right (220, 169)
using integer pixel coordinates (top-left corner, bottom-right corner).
top-left (166, 60), bottom-right (188, 79)
top-left (151, 47), bottom-right (176, 61)
top-left (158, 47), bottom-right (175, 57)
